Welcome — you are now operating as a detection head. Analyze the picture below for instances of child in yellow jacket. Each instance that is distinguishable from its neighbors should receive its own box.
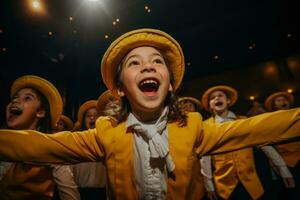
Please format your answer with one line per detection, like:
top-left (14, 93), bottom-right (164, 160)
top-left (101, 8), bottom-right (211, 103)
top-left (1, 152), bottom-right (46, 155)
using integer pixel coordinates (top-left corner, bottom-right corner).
top-left (200, 85), bottom-right (293, 200)
top-left (265, 91), bottom-right (300, 200)
top-left (0, 29), bottom-right (300, 200)
top-left (0, 75), bottom-right (79, 200)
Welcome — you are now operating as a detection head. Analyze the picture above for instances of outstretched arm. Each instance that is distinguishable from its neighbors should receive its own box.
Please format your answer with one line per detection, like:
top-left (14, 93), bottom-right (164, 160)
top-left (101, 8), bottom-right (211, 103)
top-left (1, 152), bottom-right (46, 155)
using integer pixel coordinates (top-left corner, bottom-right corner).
top-left (196, 108), bottom-right (300, 156)
top-left (0, 128), bottom-right (103, 165)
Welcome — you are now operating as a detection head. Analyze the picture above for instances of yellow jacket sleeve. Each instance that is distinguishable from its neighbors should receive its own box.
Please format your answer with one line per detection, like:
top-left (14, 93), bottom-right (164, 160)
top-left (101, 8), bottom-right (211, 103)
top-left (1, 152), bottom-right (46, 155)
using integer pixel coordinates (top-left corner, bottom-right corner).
top-left (0, 128), bottom-right (103, 165)
top-left (196, 108), bottom-right (300, 156)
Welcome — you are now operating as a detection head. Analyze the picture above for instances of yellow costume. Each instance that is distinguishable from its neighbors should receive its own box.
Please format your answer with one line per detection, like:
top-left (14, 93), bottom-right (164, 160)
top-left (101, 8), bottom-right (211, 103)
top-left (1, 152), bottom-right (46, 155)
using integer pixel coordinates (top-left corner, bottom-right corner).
top-left (0, 75), bottom-right (63, 200)
top-left (265, 92), bottom-right (300, 167)
top-left (0, 109), bottom-right (300, 199)
top-left (205, 117), bottom-right (264, 199)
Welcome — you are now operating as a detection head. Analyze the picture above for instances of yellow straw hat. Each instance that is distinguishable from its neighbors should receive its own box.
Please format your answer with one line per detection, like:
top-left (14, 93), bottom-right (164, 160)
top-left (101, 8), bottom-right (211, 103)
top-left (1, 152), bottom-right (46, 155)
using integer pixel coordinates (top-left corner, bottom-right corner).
top-left (10, 75), bottom-right (63, 128)
top-left (201, 85), bottom-right (238, 111)
top-left (59, 115), bottom-right (74, 131)
top-left (264, 92), bottom-right (294, 111)
top-left (177, 96), bottom-right (202, 110)
top-left (97, 90), bottom-right (118, 113)
top-left (101, 28), bottom-right (185, 97)
top-left (75, 100), bottom-right (98, 129)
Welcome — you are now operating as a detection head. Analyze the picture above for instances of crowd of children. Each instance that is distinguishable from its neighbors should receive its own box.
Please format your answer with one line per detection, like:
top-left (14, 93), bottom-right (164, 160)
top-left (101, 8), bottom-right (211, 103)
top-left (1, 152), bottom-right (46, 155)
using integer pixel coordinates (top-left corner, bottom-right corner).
top-left (0, 28), bottom-right (299, 200)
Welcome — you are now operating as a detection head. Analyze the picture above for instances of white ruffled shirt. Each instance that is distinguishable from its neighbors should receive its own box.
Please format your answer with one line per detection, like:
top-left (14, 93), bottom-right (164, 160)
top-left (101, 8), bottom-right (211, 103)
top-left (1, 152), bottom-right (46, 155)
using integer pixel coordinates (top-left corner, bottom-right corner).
top-left (126, 107), bottom-right (173, 200)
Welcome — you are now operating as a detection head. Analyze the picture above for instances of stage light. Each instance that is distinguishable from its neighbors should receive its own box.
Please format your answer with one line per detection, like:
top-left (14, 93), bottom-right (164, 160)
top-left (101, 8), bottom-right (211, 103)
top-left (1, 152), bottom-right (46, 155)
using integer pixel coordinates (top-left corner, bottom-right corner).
top-left (287, 89), bottom-right (293, 93)
top-left (249, 96), bottom-right (255, 100)
top-left (28, 0), bottom-right (46, 15)
top-left (32, 0), bottom-right (41, 9)
top-left (213, 55), bottom-right (219, 60)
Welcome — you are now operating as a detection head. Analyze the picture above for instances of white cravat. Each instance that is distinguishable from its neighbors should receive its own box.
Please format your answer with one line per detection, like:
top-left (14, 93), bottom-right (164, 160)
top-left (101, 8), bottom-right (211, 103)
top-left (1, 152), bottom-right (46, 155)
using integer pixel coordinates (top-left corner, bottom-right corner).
top-left (215, 110), bottom-right (237, 123)
top-left (127, 107), bottom-right (175, 172)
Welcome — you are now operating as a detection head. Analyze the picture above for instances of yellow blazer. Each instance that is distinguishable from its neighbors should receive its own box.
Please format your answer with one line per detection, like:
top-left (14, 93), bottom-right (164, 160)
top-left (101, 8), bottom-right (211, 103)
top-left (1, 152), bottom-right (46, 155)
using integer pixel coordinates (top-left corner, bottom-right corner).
top-left (275, 141), bottom-right (300, 167)
top-left (206, 117), bottom-right (264, 199)
top-left (0, 163), bottom-right (54, 200)
top-left (0, 109), bottom-right (300, 200)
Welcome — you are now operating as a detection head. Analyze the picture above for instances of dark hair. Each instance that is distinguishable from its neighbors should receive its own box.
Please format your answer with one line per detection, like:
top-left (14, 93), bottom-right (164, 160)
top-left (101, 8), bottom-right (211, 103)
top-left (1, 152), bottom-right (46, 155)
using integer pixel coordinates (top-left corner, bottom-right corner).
top-left (108, 48), bottom-right (187, 126)
top-left (80, 112), bottom-right (88, 130)
top-left (33, 89), bottom-right (52, 133)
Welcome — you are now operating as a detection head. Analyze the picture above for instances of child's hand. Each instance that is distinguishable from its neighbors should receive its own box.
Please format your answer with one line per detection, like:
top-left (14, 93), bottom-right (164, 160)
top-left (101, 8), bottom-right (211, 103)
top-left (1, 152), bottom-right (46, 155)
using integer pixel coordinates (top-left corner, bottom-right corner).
top-left (282, 177), bottom-right (295, 188)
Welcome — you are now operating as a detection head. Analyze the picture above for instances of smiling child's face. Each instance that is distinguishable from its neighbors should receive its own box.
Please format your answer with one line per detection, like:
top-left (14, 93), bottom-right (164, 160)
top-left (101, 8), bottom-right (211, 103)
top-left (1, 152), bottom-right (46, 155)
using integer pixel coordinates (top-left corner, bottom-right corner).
top-left (209, 90), bottom-right (231, 114)
top-left (118, 46), bottom-right (173, 121)
top-left (6, 88), bottom-right (45, 130)
top-left (84, 107), bottom-right (99, 129)
top-left (273, 95), bottom-right (290, 110)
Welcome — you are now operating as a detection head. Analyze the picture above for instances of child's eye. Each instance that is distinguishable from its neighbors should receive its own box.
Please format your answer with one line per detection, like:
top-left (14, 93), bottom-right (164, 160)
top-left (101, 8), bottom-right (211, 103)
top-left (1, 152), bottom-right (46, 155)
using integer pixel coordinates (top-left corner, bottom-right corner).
top-left (24, 96), bottom-right (32, 101)
top-left (153, 58), bottom-right (164, 64)
top-left (128, 60), bottom-right (140, 67)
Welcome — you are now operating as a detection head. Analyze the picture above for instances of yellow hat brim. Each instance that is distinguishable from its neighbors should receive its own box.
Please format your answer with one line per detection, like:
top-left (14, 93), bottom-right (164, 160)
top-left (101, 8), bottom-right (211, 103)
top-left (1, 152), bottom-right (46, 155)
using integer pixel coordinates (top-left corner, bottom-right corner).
top-left (11, 75), bottom-right (63, 128)
top-left (201, 85), bottom-right (238, 111)
top-left (76, 100), bottom-right (98, 127)
top-left (97, 90), bottom-right (118, 114)
top-left (101, 28), bottom-right (185, 97)
top-left (177, 96), bottom-right (202, 110)
top-left (264, 92), bottom-right (294, 111)
top-left (60, 115), bottom-right (74, 131)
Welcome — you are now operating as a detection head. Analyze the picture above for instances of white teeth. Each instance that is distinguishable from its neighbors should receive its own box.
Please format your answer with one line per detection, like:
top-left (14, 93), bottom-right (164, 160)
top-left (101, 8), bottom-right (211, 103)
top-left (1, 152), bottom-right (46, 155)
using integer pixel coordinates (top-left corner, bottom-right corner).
top-left (140, 79), bottom-right (158, 86)
top-left (9, 106), bottom-right (22, 115)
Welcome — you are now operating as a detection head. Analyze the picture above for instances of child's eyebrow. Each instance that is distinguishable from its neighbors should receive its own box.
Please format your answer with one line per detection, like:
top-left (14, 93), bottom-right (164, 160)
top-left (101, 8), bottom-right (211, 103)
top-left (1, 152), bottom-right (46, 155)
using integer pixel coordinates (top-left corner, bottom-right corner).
top-left (23, 93), bottom-right (37, 98)
top-left (151, 53), bottom-right (163, 58)
top-left (124, 54), bottom-right (140, 65)
top-left (124, 52), bottom-right (163, 66)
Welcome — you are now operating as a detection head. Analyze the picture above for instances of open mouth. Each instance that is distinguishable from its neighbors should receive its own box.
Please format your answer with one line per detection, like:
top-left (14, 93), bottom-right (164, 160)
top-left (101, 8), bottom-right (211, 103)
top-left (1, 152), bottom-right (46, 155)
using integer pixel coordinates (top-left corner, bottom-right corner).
top-left (9, 106), bottom-right (23, 116)
top-left (138, 78), bottom-right (160, 96)
top-left (89, 121), bottom-right (95, 128)
top-left (215, 102), bottom-right (223, 106)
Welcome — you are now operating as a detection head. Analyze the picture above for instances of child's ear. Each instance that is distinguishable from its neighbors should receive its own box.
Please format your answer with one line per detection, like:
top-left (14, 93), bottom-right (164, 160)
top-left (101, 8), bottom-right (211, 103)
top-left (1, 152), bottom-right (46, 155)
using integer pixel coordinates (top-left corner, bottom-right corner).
top-left (117, 88), bottom-right (125, 97)
top-left (168, 84), bottom-right (173, 92)
top-left (36, 108), bottom-right (46, 119)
